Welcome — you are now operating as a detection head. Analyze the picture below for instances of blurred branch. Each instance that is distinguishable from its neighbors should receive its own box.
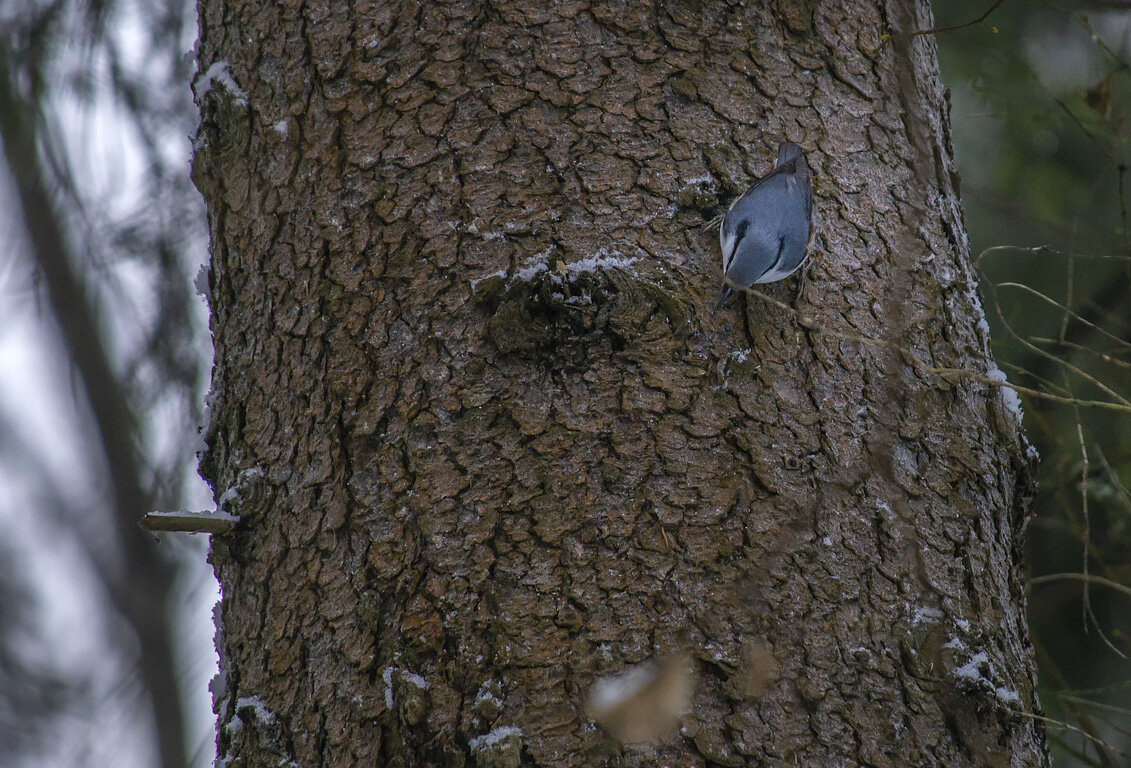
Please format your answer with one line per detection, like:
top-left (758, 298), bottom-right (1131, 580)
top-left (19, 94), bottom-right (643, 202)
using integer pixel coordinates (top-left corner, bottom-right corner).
top-left (969, 192), bottom-right (1125, 255)
top-left (1053, 97), bottom-right (1117, 161)
top-left (1068, 404), bottom-right (1127, 659)
top-left (977, 247), bottom-right (1131, 410)
top-left (1072, 3), bottom-right (1131, 13)
top-left (977, 245), bottom-right (1131, 263)
top-left (0, 538), bottom-right (75, 763)
top-left (1033, 639), bottom-right (1120, 768)
top-left (994, 282), bottom-right (1131, 402)
top-left (906, 0), bottom-right (1007, 39)
top-left (1030, 339), bottom-right (1131, 371)
top-left (0, 44), bottom-right (187, 768)
top-left (1094, 444), bottom-right (1131, 513)
top-left (1029, 572), bottom-right (1131, 600)
top-left (1011, 708), bottom-right (1129, 764)
top-left (1058, 696), bottom-right (1131, 735)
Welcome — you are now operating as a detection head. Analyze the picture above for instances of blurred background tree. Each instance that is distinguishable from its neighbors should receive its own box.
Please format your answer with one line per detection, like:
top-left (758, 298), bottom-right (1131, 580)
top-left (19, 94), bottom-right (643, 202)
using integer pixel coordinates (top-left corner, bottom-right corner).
top-left (0, 1), bottom-right (1127, 767)
top-left (0, 0), bottom-right (213, 766)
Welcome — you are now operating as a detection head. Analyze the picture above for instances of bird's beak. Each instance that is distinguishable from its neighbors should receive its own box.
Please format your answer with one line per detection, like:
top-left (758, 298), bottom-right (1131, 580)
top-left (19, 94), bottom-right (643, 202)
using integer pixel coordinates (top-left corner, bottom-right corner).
top-left (712, 286), bottom-right (734, 315)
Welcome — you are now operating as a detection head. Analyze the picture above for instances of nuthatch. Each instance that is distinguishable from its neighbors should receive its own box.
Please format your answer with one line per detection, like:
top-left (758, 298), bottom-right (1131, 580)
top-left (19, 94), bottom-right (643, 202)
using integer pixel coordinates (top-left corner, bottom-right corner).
top-left (714, 141), bottom-right (815, 312)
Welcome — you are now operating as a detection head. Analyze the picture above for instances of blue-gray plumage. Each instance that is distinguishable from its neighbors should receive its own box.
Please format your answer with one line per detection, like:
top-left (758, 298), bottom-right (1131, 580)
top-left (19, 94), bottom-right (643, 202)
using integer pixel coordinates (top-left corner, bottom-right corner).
top-left (714, 141), bottom-right (815, 313)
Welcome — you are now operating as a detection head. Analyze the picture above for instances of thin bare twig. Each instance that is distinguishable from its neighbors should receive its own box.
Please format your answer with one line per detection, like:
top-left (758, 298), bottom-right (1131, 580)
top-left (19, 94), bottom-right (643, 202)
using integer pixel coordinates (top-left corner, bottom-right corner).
top-left (976, 244), bottom-right (1131, 264)
top-left (993, 283), bottom-right (1131, 405)
top-left (1065, 403), bottom-right (1127, 658)
top-left (1030, 338), bottom-right (1131, 371)
top-left (1059, 696), bottom-right (1131, 733)
top-left (1072, 413), bottom-right (1094, 632)
top-left (906, 0), bottom-right (1008, 39)
top-left (1053, 97), bottom-right (1117, 161)
top-left (1029, 572), bottom-right (1131, 600)
top-left (1033, 640), bottom-right (1121, 768)
top-left (978, 267), bottom-right (1130, 410)
top-left (1014, 708), bottom-right (1131, 762)
top-left (1094, 445), bottom-right (1131, 513)
top-left (1060, 254), bottom-right (1074, 342)
top-left (138, 510), bottom-right (238, 534)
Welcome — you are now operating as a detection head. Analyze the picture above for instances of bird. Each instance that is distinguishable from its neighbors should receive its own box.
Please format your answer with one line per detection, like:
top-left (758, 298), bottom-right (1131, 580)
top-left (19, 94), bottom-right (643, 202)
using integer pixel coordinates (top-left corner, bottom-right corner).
top-left (714, 141), bottom-right (815, 313)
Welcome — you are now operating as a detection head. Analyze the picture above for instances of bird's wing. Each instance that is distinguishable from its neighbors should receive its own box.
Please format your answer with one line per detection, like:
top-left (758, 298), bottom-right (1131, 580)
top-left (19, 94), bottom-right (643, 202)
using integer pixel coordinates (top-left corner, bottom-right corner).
top-left (724, 159), bottom-right (798, 213)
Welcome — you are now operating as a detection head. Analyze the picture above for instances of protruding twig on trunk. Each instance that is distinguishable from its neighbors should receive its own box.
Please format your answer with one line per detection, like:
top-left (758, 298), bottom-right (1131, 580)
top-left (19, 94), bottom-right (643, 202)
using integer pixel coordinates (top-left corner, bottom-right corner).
top-left (139, 510), bottom-right (238, 534)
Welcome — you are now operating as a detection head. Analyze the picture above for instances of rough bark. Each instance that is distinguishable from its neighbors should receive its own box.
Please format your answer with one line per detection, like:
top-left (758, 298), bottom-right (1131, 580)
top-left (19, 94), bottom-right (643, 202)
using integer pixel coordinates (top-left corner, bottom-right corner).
top-left (193, 0), bottom-right (1048, 766)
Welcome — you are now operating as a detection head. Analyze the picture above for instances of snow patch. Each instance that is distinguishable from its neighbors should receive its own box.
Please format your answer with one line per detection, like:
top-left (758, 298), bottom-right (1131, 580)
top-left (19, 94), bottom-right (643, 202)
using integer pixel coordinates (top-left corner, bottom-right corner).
top-left (986, 366), bottom-right (1023, 424)
top-left (911, 606), bottom-right (943, 625)
top-left (193, 62), bottom-right (248, 105)
top-left (218, 466), bottom-right (265, 509)
top-left (236, 696), bottom-right (276, 724)
top-left (475, 687), bottom-right (503, 708)
top-left (400, 671), bottom-right (429, 690)
top-left (515, 261), bottom-right (548, 281)
top-left (953, 649), bottom-right (1022, 707)
top-left (954, 651), bottom-right (990, 681)
top-left (469, 726), bottom-right (523, 751)
top-left (994, 686), bottom-right (1021, 704)
top-left (563, 251), bottom-right (638, 278)
top-left (471, 247), bottom-right (642, 291)
top-left (470, 268), bottom-right (506, 291)
top-left (226, 695), bottom-right (276, 734)
top-left (382, 667), bottom-right (395, 709)
top-left (682, 175), bottom-right (715, 187)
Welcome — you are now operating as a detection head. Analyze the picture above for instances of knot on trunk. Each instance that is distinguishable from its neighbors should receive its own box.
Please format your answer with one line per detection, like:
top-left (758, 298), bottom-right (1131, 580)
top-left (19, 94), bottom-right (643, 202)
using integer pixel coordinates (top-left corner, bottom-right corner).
top-left (471, 254), bottom-right (688, 357)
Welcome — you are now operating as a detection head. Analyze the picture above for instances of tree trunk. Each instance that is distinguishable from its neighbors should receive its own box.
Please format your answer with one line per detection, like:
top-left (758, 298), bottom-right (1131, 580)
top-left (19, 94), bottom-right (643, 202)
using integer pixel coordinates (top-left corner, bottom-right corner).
top-left (193, 0), bottom-right (1048, 766)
